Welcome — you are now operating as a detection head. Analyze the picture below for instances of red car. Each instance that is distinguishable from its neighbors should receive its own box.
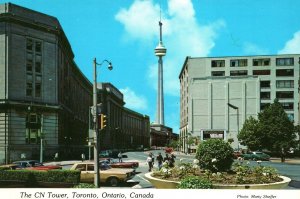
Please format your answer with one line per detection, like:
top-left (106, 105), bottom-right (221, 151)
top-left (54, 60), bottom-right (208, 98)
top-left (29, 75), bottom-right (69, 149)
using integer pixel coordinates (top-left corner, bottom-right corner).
top-left (101, 158), bottom-right (139, 169)
top-left (12, 160), bottom-right (61, 171)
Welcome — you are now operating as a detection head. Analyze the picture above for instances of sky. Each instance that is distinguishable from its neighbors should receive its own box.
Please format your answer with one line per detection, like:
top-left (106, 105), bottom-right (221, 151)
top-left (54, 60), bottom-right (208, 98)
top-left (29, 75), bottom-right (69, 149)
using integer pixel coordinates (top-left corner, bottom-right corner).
top-left (2, 0), bottom-right (300, 133)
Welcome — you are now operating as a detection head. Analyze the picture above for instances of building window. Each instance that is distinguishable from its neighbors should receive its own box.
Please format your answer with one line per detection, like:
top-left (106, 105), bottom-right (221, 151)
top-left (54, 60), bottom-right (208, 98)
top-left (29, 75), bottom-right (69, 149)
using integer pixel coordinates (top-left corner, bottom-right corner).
top-left (35, 61), bottom-right (41, 73)
top-left (35, 83), bottom-right (41, 98)
top-left (260, 81), bottom-right (270, 88)
top-left (35, 41), bottom-right (42, 53)
top-left (276, 91), bottom-right (294, 99)
top-left (260, 92), bottom-right (270, 99)
top-left (230, 59), bottom-right (247, 67)
top-left (211, 71), bottom-right (225, 76)
top-left (253, 70), bottom-right (270, 75)
top-left (26, 83), bottom-right (33, 97)
top-left (276, 69), bottom-right (294, 76)
top-left (276, 58), bottom-right (294, 66)
top-left (211, 60), bottom-right (225, 67)
top-left (253, 58), bottom-right (270, 66)
top-left (26, 39), bottom-right (33, 51)
top-left (281, 102), bottom-right (294, 110)
top-left (26, 38), bottom-right (43, 98)
top-left (230, 70), bottom-right (247, 76)
top-left (276, 80), bottom-right (294, 88)
top-left (25, 114), bottom-right (41, 144)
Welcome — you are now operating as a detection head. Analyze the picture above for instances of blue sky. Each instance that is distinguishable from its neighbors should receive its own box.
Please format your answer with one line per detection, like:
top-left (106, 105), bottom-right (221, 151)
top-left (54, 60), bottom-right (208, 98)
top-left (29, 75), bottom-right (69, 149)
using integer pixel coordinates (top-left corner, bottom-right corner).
top-left (2, 0), bottom-right (300, 133)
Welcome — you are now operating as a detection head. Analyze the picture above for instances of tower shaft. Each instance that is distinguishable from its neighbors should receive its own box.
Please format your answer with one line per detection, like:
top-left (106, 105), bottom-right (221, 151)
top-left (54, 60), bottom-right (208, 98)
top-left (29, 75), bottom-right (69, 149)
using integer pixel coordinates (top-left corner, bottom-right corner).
top-left (155, 20), bottom-right (166, 125)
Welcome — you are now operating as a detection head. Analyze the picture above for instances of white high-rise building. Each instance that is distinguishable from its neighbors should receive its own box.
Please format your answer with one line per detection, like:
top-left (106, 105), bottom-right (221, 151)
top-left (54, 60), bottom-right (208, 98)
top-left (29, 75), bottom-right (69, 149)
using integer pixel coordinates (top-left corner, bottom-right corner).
top-left (179, 54), bottom-right (300, 152)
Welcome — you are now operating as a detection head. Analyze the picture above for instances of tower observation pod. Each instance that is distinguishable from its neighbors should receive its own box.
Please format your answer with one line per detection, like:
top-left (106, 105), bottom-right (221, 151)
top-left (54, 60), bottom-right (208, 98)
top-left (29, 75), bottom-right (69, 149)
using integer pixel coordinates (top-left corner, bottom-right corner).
top-left (155, 20), bottom-right (166, 125)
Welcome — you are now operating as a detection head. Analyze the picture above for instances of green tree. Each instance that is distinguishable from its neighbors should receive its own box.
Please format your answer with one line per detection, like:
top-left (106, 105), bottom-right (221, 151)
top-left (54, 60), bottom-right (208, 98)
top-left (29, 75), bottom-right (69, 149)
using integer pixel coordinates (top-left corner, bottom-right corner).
top-left (257, 99), bottom-right (296, 162)
top-left (239, 99), bottom-right (296, 162)
top-left (168, 139), bottom-right (179, 149)
top-left (238, 116), bottom-right (263, 151)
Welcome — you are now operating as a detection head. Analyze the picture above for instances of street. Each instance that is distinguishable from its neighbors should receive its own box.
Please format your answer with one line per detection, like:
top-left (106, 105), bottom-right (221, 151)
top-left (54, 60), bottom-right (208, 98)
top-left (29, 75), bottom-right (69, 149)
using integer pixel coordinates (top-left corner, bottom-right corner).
top-left (57, 150), bottom-right (300, 189)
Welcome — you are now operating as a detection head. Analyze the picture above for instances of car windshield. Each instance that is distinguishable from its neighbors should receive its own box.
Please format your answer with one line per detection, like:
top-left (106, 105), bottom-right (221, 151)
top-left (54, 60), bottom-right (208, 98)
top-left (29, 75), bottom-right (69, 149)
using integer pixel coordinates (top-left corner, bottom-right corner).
top-left (100, 161), bottom-right (111, 170)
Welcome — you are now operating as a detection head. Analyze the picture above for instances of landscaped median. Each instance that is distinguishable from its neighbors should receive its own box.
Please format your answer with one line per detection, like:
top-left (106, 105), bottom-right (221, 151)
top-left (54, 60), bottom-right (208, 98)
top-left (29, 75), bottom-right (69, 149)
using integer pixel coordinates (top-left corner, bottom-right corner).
top-left (0, 168), bottom-right (81, 188)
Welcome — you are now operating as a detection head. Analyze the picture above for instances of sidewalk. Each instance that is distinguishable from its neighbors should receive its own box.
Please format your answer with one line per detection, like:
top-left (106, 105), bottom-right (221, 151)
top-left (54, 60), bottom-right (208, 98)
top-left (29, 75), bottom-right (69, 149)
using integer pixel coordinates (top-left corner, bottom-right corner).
top-left (270, 158), bottom-right (300, 164)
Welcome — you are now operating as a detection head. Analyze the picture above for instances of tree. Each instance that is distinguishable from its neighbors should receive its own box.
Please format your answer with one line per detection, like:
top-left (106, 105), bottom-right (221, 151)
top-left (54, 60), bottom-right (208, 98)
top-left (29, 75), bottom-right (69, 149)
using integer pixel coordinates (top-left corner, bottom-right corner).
top-left (168, 139), bottom-right (179, 150)
top-left (257, 99), bottom-right (296, 162)
top-left (238, 116), bottom-right (263, 151)
top-left (238, 99), bottom-right (296, 162)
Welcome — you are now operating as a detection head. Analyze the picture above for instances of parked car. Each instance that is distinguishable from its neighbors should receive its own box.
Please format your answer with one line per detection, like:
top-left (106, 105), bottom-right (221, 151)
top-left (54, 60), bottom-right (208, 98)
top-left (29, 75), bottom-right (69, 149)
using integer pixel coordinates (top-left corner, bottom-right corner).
top-left (241, 151), bottom-right (271, 161)
top-left (101, 158), bottom-right (139, 170)
top-left (70, 161), bottom-right (135, 186)
top-left (12, 160), bottom-right (62, 170)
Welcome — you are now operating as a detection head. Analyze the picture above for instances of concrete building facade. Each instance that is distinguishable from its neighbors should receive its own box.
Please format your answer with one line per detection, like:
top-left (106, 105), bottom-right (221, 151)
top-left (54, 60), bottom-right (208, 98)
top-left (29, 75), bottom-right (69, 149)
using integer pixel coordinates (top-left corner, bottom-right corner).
top-left (0, 3), bottom-right (93, 163)
top-left (0, 3), bottom-right (151, 163)
top-left (95, 83), bottom-right (150, 151)
top-left (179, 55), bottom-right (300, 152)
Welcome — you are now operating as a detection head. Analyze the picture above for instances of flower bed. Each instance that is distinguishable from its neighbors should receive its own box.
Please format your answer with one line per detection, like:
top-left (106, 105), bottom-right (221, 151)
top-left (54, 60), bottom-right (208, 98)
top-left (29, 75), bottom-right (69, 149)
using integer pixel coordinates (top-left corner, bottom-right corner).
top-left (147, 159), bottom-right (291, 189)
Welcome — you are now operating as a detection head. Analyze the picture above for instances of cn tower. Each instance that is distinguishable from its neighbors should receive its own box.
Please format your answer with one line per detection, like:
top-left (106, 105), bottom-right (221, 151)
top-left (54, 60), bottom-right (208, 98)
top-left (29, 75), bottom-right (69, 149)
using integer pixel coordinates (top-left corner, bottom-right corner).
top-left (154, 19), bottom-right (166, 125)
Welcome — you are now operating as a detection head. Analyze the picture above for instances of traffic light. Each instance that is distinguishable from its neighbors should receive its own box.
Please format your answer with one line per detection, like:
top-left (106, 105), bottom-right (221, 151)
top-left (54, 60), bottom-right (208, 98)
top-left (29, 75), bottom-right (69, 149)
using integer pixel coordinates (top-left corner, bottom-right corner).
top-left (99, 114), bottom-right (107, 130)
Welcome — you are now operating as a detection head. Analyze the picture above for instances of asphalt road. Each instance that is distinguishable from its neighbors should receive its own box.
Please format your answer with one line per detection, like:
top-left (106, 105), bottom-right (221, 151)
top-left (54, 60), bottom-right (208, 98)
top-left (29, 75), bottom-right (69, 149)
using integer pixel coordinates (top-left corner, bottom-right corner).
top-left (58, 150), bottom-right (300, 189)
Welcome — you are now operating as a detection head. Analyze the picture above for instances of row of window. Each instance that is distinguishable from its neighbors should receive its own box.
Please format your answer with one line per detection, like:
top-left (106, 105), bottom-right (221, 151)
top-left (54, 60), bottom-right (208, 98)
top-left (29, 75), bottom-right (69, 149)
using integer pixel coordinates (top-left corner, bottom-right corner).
top-left (260, 80), bottom-right (294, 88)
top-left (211, 69), bottom-right (294, 77)
top-left (26, 38), bottom-right (43, 98)
top-left (211, 57), bottom-right (295, 68)
top-left (260, 91), bottom-right (294, 99)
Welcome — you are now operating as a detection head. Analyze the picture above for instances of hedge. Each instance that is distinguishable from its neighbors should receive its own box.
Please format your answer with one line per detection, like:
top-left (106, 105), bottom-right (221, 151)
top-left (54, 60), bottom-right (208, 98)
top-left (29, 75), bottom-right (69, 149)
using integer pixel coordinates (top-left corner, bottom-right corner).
top-left (0, 170), bottom-right (80, 187)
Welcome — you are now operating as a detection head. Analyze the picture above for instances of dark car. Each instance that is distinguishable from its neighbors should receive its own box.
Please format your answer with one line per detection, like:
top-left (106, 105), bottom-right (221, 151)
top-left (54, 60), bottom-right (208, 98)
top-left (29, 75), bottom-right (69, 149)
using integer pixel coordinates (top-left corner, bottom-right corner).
top-left (241, 151), bottom-right (271, 161)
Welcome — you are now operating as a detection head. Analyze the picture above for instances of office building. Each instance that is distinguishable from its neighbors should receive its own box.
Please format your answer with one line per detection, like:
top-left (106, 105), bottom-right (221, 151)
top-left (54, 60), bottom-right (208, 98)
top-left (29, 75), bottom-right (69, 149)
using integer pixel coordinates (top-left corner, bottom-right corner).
top-left (179, 55), bottom-right (300, 152)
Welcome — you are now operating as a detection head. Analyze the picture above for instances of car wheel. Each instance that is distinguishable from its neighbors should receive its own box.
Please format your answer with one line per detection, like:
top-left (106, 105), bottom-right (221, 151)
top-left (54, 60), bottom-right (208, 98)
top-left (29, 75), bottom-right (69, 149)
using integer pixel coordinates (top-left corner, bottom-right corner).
top-left (107, 177), bottom-right (119, 187)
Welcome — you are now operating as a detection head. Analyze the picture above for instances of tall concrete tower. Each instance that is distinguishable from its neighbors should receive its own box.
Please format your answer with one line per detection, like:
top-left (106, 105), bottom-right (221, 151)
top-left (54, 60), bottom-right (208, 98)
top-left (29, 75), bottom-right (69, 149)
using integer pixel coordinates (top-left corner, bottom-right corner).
top-left (155, 19), bottom-right (167, 125)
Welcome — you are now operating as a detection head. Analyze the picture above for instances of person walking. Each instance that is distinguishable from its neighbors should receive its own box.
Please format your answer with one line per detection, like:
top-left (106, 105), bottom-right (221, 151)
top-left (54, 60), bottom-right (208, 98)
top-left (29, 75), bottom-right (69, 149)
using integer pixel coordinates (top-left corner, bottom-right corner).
top-left (81, 153), bottom-right (85, 162)
top-left (169, 154), bottom-right (176, 167)
top-left (156, 152), bottom-right (163, 170)
top-left (118, 152), bottom-right (123, 162)
top-left (146, 153), bottom-right (154, 172)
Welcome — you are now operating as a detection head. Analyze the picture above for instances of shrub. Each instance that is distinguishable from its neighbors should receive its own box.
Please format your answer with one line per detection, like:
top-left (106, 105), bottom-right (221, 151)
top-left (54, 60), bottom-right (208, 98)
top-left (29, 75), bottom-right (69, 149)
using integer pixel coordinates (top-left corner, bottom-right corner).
top-left (177, 176), bottom-right (213, 189)
top-left (0, 170), bottom-right (80, 187)
top-left (195, 139), bottom-right (234, 172)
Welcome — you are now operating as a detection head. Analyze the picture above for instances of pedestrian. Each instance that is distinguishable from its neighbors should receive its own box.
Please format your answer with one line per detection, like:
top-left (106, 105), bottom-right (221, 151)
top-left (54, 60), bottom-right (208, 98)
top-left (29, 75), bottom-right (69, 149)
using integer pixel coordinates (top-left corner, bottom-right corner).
top-left (169, 154), bottom-right (176, 167)
top-left (156, 152), bottom-right (163, 170)
top-left (146, 153), bottom-right (153, 172)
top-left (163, 153), bottom-right (169, 163)
top-left (118, 152), bottom-right (123, 162)
top-left (81, 153), bottom-right (85, 162)
top-left (54, 152), bottom-right (58, 161)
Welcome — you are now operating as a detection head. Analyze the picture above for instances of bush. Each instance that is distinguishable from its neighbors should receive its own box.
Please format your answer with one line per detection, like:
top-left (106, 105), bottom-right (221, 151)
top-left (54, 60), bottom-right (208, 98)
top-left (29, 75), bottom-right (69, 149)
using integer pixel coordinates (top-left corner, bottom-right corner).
top-left (177, 176), bottom-right (213, 189)
top-left (195, 139), bottom-right (234, 172)
top-left (0, 170), bottom-right (80, 187)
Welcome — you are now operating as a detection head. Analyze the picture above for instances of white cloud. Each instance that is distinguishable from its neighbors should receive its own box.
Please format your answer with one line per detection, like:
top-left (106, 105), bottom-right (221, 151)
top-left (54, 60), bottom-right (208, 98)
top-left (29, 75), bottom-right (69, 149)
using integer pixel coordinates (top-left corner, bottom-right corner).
top-left (116, 0), bottom-right (225, 96)
top-left (278, 31), bottom-right (300, 54)
top-left (243, 42), bottom-right (269, 55)
top-left (115, 0), bottom-right (160, 41)
top-left (120, 87), bottom-right (147, 111)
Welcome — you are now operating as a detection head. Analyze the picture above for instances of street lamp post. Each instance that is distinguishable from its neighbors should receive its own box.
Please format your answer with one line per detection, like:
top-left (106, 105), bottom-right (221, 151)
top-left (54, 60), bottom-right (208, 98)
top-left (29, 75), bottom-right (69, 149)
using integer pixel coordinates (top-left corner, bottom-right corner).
top-left (227, 103), bottom-right (239, 150)
top-left (93, 57), bottom-right (113, 188)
